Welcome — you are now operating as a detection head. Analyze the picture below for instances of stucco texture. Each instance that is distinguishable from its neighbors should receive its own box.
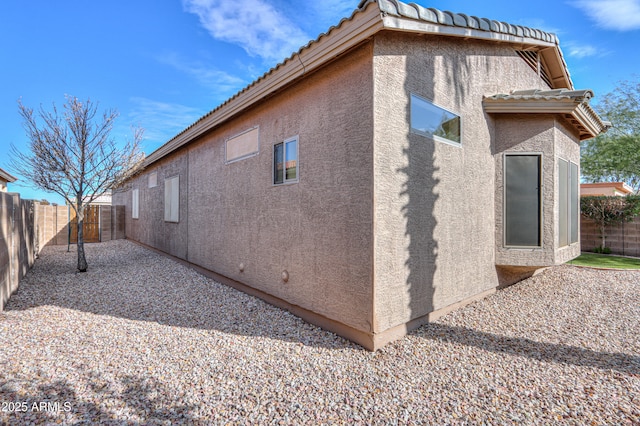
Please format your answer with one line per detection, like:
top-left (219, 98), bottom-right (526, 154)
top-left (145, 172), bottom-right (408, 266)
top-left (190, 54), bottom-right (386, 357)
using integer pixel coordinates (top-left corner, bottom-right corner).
top-left (115, 43), bottom-right (375, 333)
top-left (113, 30), bottom-right (586, 348)
top-left (370, 32), bottom-right (554, 333)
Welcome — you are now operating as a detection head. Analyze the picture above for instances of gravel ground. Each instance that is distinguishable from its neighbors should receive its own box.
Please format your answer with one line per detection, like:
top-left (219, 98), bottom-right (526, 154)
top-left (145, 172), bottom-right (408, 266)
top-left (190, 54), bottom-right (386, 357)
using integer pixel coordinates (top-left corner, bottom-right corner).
top-left (0, 240), bottom-right (638, 425)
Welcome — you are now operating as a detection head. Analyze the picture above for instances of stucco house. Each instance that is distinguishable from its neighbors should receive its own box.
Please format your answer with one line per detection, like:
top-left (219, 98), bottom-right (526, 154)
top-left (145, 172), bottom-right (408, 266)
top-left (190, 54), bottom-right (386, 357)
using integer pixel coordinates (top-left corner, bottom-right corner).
top-left (581, 182), bottom-right (634, 197)
top-left (113, 0), bottom-right (609, 350)
top-left (0, 167), bottom-right (17, 192)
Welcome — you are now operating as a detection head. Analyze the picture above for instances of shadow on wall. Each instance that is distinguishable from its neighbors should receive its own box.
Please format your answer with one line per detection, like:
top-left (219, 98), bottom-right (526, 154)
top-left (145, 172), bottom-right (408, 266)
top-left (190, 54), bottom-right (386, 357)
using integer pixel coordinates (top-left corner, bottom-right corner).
top-left (400, 43), bottom-right (443, 326)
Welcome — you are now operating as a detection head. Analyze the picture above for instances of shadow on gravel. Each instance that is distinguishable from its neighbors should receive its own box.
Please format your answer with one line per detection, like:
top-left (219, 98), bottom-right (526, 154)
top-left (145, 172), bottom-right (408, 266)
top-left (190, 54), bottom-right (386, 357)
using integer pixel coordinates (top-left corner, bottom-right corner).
top-left (0, 371), bottom-right (198, 424)
top-left (414, 323), bottom-right (640, 376)
top-left (4, 242), bottom-right (356, 350)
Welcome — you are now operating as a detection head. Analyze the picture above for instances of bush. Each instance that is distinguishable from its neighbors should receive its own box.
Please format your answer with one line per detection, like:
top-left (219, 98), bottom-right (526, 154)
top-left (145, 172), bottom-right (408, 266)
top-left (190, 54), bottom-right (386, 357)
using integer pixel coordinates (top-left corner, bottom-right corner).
top-left (593, 246), bottom-right (612, 254)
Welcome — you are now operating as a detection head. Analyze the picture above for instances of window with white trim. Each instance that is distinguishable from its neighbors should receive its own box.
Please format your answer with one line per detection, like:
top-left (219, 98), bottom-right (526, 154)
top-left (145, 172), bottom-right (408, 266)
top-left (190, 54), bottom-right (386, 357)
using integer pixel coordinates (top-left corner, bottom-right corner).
top-left (273, 136), bottom-right (298, 184)
top-left (164, 175), bottom-right (179, 223)
top-left (410, 94), bottom-right (461, 145)
top-left (132, 188), bottom-right (139, 219)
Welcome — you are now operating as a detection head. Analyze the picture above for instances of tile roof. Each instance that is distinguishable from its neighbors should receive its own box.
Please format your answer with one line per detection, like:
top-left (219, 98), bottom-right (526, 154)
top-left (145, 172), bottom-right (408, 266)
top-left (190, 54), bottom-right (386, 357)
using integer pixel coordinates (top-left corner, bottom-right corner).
top-left (483, 89), bottom-right (611, 140)
top-left (144, 0), bottom-right (575, 166)
top-left (361, 0), bottom-right (559, 44)
top-left (486, 89), bottom-right (595, 102)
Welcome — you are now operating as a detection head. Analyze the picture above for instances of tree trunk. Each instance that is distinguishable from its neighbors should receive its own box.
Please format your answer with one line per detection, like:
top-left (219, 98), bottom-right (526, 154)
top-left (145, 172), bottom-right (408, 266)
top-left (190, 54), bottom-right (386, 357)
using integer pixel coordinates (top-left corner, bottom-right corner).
top-left (77, 207), bottom-right (88, 272)
top-left (600, 223), bottom-right (606, 250)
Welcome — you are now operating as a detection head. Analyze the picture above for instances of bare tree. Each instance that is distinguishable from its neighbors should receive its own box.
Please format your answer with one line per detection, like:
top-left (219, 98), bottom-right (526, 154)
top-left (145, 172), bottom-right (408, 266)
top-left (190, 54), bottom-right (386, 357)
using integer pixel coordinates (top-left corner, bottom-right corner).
top-left (10, 95), bottom-right (144, 272)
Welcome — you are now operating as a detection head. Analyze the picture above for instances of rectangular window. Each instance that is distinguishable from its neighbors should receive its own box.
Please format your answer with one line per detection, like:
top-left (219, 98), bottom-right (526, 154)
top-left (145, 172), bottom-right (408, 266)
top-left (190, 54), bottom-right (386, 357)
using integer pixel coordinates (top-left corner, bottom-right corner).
top-left (273, 136), bottom-right (298, 184)
top-left (132, 188), bottom-right (139, 219)
top-left (559, 159), bottom-right (569, 247)
top-left (505, 154), bottom-right (542, 247)
top-left (570, 162), bottom-right (579, 244)
top-left (559, 158), bottom-right (579, 247)
top-left (164, 175), bottom-right (179, 223)
top-left (148, 171), bottom-right (158, 188)
top-left (226, 126), bottom-right (259, 163)
top-left (410, 94), bottom-right (461, 145)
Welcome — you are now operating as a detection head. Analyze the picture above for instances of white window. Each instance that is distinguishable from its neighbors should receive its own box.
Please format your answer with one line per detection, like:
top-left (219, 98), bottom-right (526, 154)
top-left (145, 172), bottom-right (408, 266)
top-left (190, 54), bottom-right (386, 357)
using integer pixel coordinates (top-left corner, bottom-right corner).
top-left (148, 171), bottom-right (158, 188)
top-left (410, 94), bottom-right (461, 145)
top-left (226, 127), bottom-right (259, 163)
top-left (164, 175), bottom-right (179, 223)
top-left (132, 188), bottom-right (139, 219)
top-left (273, 136), bottom-right (298, 185)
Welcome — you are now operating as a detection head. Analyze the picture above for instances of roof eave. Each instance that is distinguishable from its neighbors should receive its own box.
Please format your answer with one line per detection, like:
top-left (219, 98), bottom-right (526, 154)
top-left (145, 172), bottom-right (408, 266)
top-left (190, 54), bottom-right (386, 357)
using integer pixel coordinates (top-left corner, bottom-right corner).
top-left (483, 98), bottom-right (609, 140)
top-left (380, 15), bottom-right (572, 90)
top-left (0, 169), bottom-right (18, 183)
top-left (145, 2), bottom-right (383, 167)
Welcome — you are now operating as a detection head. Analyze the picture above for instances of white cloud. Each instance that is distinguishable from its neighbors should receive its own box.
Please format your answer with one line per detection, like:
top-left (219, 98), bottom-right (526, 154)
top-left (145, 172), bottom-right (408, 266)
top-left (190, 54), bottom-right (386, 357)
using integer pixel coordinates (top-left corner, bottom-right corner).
top-left (564, 42), bottom-right (602, 58)
top-left (157, 53), bottom-right (246, 96)
top-left (182, 0), bottom-right (310, 63)
top-left (127, 98), bottom-right (205, 151)
top-left (573, 0), bottom-right (640, 31)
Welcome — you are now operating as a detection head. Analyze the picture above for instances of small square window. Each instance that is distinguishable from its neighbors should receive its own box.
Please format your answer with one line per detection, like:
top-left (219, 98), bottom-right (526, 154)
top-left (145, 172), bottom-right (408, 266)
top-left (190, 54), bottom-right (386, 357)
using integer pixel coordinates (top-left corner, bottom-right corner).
top-left (410, 94), bottom-right (461, 145)
top-left (273, 136), bottom-right (298, 185)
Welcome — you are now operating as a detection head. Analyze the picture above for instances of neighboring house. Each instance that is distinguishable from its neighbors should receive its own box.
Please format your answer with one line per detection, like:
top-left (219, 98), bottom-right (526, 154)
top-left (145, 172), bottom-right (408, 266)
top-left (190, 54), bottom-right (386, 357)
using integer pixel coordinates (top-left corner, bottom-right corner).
top-left (69, 191), bottom-right (113, 206)
top-left (0, 167), bottom-right (17, 192)
top-left (113, 0), bottom-right (609, 350)
top-left (580, 182), bottom-right (634, 197)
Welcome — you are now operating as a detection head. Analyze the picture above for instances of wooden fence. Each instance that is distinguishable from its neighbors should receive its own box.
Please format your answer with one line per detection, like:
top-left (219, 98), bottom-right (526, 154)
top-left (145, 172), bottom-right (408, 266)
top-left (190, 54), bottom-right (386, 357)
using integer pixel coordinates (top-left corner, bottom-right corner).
top-left (1, 194), bottom-right (125, 311)
top-left (0, 193), bottom-right (36, 311)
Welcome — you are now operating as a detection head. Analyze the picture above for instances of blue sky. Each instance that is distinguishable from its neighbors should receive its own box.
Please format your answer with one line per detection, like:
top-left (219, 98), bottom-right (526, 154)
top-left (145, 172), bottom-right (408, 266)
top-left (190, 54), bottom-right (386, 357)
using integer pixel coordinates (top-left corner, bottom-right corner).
top-left (1, 0), bottom-right (639, 203)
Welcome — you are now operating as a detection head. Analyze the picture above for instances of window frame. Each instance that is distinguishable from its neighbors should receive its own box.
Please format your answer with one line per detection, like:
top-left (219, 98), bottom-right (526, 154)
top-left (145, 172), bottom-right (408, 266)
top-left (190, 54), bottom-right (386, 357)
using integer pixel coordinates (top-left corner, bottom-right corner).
top-left (148, 171), bottom-right (158, 188)
top-left (164, 175), bottom-right (180, 223)
top-left (503, 152), bottom-right (544, 249)
top-left (225, 126), bottom-right (260, 164)
top-left (558, 157), bottom-right (580, 247)
top-left (410, 93), bottom-right (462, 147)
top-left (273, 135), bottom-right (299, 185)
top-left (132, 188), bottom-right (139, 220)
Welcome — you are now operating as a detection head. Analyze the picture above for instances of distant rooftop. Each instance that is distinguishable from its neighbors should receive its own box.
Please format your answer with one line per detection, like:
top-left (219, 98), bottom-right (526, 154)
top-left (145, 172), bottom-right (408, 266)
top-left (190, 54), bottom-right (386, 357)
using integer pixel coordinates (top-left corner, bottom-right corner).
top-left (0, 167), bottom-right (17, 183)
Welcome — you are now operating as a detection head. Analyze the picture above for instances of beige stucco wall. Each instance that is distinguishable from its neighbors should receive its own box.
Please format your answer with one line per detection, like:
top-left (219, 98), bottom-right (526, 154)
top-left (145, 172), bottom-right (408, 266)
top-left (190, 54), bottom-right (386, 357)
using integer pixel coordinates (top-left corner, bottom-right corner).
top-left (553, 118), bottom-right (582, 264)
top-left (115, 43), bottom-right (375, 334)
top-left (493, 115), bottom-right (581, 267)
top-left (371, 32), bottom-right (552, 333)
top-left (113, 30), bottom-right (585, 348)
top-left (494, 114), bottom-right (557, 267)
top-left (121, 152), bottom-right (189, 260)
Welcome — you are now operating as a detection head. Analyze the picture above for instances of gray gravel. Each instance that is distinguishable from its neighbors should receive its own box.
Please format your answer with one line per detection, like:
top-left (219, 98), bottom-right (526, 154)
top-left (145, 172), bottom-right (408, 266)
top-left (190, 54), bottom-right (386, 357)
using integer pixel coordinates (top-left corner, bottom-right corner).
top-left (0, 240), bottom-right (638, 425)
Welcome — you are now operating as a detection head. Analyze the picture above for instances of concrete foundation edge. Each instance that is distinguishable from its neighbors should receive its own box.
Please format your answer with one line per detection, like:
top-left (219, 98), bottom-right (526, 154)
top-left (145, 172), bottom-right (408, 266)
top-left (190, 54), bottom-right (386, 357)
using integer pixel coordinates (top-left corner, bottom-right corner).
top-left (130, 239), bottom-right (504, 351)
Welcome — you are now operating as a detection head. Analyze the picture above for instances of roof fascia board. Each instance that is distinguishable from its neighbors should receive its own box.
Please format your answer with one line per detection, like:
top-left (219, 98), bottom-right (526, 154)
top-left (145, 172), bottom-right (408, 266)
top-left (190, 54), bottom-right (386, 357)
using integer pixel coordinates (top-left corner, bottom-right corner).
top-left (573, 103), bottom-right (606, 139)
top-left (483, 99), bottom-right (605, 139)
top-left (0, 169), bottom-right (17, 183)
top-left (145, 4), bottom-right (383, 166)
top-left (381, 15), bottom-right (558, 48)
top-left (483, 99), bottom-right (579, 114)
